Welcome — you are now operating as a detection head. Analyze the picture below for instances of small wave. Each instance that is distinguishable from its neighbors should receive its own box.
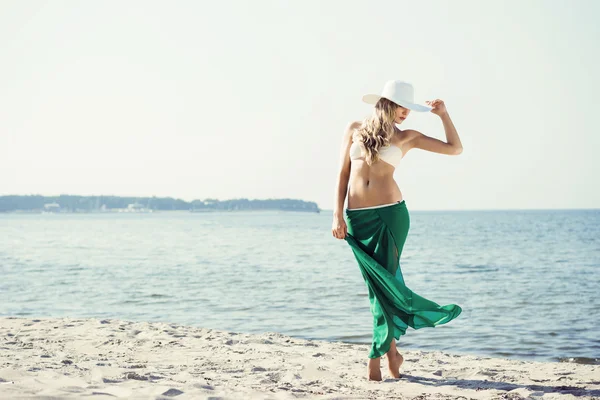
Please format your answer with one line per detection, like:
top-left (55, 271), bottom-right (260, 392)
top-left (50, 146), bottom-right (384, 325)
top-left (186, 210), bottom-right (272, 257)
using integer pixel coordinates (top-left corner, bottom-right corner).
top-left (334, 333), bottom-right (371, 342)
top-left (450, 268), bottom-right (499, 274)
top-left (558, 356), bottom-right (600, 365)
top-left (121, 300), bottom-right (143, 304)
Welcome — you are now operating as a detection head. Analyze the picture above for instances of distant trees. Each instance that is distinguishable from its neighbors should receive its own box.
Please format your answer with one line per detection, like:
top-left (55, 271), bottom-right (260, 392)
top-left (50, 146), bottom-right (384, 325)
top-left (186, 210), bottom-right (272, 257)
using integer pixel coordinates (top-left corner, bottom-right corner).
top-left (0, 195), bottom-right (320, 213)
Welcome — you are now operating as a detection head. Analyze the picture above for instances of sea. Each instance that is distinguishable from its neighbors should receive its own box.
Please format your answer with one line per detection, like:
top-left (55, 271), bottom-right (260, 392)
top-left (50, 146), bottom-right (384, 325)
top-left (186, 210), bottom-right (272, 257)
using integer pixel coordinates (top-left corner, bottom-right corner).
top-left (1, 207), bottom-right (599, 365)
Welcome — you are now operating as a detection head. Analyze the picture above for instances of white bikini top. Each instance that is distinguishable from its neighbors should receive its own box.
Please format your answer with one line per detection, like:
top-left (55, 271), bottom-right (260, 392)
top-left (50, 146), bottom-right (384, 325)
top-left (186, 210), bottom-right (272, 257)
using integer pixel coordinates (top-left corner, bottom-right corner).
top-left (349, 140), bottom-right (404, 167)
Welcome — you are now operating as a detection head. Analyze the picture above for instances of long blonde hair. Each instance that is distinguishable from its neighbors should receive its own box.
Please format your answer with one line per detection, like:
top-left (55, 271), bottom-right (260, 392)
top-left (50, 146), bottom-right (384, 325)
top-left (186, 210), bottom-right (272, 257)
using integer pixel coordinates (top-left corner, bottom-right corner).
top-left (353, 97), bottom-right (398, 165)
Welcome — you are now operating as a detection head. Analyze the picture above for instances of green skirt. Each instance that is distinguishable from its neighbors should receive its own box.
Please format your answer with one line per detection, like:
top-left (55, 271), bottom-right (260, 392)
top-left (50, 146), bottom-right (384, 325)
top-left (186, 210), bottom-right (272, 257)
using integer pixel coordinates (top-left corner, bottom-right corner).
top-left (344, 200), bottom-right (462, 359)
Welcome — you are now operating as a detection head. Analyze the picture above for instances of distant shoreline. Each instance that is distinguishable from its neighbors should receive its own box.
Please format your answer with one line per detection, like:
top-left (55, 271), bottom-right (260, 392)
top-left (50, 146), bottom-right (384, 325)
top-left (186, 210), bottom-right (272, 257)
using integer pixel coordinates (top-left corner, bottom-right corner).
top-left (0, 195), bottom-right (321, 214)
top-left (1, 209), bottom-right (319, 214)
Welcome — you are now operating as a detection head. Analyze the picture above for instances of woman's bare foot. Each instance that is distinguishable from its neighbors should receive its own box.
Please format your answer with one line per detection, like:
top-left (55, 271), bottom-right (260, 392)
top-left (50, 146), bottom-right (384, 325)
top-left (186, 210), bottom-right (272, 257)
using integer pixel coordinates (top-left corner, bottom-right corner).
top-left (387, 350), bottom-right (404, 379)
top-left (367, 358), bottom-right (382, 381)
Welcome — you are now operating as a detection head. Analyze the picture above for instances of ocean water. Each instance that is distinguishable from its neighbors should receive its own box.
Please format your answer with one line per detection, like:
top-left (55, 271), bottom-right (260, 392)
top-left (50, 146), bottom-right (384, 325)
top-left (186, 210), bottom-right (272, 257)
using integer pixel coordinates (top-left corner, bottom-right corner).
top-left (1, 207), bottom-right (599, 364)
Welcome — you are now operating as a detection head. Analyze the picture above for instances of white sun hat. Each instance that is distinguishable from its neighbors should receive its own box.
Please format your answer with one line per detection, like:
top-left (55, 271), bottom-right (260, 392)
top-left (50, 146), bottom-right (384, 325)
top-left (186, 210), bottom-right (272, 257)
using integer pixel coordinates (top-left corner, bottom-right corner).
top-left (362, 80), bottom-right (432, 112)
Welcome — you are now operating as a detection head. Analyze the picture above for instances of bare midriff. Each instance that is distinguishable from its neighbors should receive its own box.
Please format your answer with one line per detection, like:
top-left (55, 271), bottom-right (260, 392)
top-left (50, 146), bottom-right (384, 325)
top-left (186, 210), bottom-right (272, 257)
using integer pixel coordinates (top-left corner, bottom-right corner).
top-left (346, 158), bottom-right (403, 210)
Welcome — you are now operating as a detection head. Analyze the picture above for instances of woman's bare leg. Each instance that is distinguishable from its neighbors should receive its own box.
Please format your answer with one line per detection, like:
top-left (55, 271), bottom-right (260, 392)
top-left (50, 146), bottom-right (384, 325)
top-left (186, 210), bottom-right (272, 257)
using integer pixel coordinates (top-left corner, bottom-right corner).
top-left (386, 339), bottom-right (404, 378)
top-left (367, 357), bottom-right (382, 381)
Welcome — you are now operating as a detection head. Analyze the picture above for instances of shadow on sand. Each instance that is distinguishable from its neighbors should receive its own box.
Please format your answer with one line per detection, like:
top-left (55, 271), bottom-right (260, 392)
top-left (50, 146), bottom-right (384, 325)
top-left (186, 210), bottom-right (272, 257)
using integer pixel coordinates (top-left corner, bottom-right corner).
top-left (381, 374), bottom-right (600, 398)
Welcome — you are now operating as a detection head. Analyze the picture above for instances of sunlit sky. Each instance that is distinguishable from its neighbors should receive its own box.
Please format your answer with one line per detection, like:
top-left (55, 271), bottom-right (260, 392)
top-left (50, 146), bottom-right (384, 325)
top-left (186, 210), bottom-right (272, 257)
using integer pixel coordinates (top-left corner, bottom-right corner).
top-left (1, 0), bottom-right (598, 210)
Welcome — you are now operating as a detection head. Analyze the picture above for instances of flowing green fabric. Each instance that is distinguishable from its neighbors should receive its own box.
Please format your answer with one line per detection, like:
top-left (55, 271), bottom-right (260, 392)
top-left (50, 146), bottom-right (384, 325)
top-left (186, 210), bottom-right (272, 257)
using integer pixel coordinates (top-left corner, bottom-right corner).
top-left (344, 200), bottom-right (462, 359)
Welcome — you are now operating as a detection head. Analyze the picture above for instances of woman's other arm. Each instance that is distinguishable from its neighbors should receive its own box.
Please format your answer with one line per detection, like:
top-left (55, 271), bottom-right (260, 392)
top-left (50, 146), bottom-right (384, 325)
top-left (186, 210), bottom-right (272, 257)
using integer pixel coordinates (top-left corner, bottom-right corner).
top-left (332, 121), bottom-right (360, 239)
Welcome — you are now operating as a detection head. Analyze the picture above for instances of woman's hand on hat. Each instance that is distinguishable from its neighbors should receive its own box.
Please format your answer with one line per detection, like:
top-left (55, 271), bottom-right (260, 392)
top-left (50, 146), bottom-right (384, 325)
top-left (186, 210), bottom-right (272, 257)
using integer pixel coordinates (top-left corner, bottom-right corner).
top-left (426, 99), bottom-right (447, 117)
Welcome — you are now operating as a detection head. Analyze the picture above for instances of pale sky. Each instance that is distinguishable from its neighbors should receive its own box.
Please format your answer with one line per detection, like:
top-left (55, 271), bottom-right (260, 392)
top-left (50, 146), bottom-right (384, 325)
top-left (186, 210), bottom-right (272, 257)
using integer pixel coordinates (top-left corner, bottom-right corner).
top-left (1, 0), bottom-right (598, 210)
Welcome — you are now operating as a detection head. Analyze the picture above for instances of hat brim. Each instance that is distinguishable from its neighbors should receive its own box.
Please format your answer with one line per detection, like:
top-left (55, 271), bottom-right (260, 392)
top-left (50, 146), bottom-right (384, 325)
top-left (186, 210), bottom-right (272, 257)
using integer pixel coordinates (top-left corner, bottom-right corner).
top-left (362, 94), bottom-right (432, 112)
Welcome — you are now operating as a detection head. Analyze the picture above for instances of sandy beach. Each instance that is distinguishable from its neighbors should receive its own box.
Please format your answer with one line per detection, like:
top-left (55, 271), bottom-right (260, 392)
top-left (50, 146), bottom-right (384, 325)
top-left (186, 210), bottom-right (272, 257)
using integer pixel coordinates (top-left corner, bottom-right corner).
top-left (0, 317), bottom-right (598, 399)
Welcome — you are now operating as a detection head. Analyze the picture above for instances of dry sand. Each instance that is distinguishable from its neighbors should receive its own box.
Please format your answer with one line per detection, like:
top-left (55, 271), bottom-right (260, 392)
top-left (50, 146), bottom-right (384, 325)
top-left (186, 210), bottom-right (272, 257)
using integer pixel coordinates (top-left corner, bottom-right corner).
top-left (0, 317), bottom-right (598, 399)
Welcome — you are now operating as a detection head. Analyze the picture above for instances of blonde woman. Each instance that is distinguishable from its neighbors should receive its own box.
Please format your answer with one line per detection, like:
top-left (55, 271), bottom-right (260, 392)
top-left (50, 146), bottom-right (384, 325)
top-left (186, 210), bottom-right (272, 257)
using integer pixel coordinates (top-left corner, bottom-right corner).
top-left (332, 80), bottom-right (463, 381)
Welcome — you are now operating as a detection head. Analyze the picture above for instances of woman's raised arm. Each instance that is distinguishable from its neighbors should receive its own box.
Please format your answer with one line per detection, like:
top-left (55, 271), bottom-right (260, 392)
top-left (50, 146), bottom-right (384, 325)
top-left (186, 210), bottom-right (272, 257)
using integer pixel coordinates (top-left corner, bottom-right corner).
top-left (408, 100), bottom-right (463, 155)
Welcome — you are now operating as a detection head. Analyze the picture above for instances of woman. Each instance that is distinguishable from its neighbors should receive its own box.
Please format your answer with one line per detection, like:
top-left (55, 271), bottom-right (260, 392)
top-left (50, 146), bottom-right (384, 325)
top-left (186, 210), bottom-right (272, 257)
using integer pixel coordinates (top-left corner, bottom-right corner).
top-left (331, 80), bottom-right (463, 381)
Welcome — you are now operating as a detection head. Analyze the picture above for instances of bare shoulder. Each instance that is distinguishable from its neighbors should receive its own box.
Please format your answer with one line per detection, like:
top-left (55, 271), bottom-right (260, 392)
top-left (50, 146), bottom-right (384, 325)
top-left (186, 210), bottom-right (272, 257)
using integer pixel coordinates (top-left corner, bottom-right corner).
top-left (392, 129), bottom-right (420, 150)
top-left (344, 120), bottom-right (363, 140)
top-left (401, 129), bottom-right (422, 141)
top-left (346, 120), bottom-right (362, 132)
